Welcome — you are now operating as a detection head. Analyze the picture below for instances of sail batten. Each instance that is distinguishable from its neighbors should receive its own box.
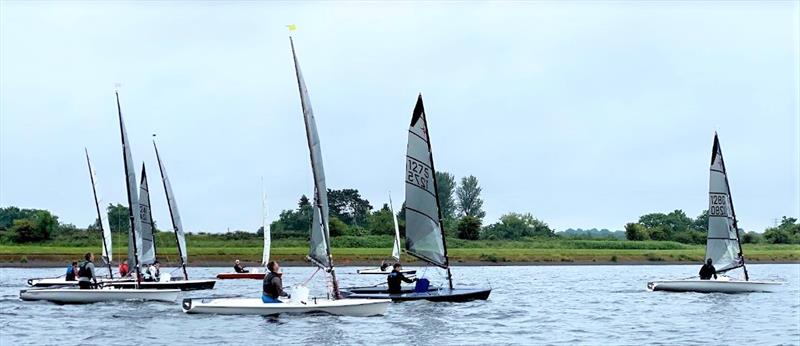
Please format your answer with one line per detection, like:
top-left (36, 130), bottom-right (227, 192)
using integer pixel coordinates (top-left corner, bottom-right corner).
top-left (404, 95), bottom-right (449, 270)
top-left (705, 134), bottom-right (746, 275)
top-left (138, 164), bottom-right (157, 265)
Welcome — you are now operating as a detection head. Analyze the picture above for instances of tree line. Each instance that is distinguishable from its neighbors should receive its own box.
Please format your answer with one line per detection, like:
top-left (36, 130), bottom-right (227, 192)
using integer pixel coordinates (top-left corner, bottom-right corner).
top-left (2, 170), bottom-right (798, 245)
top-left (624, 210), bottom-right (800, 244)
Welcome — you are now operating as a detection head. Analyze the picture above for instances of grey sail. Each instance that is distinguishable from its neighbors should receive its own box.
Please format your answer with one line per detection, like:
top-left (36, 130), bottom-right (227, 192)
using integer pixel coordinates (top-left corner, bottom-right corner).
top-left (290, 37), bottom-right (332, 270)
top-left (154, 143), bottom-right (188, 267)
top-left (115, 92), bottom-right (143, 276)
top-left (706, 134), bottom-right (744, 273)
top-left (138, 164), bottom-right (157, 265)
top-left (404, 95), bottom-right (447, 268)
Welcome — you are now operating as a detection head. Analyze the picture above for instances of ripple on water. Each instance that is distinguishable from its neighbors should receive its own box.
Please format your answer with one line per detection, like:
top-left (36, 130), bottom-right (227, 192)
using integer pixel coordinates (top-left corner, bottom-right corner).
top-left (0, 264), bottom-right (798, 345)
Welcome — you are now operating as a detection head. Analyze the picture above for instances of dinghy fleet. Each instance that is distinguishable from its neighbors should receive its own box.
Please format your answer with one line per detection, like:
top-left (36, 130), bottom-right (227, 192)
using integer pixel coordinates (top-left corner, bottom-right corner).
top-left (16, 34), bottom-right (783, 317)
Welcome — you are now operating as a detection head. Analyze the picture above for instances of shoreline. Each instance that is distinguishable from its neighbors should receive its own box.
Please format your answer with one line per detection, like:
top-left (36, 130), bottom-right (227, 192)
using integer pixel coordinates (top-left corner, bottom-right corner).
top-left (2, 259), bottom-right (798, 268)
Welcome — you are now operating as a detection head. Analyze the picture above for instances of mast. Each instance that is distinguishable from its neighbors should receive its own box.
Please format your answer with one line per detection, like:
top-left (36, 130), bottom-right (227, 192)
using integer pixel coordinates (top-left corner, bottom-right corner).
top-left (262, 177), bottom-right (270, 267)
top-left (417, 95), bottom-right (454, 290)
top-left (290, 36), bottom-right (341, 298)
top-left (153, 140), bottom-right (189, 280)
top-left (715, 133), bottom-right (749, 281)
top-left (115, 91), bottom-right (141, 287)
top-left (85, 148), bottom-right (114, 279)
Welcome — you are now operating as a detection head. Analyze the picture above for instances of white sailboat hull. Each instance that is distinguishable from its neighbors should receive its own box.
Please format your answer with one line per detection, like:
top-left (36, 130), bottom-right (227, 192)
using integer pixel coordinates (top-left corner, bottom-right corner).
top-left (19, 287), bottom-right (180, 303)
top-left (183, 297), bottom-right (390, 317)
top-left (27, 277), bottom-right (129, 287)
top-left (647, 279), bottom-right (782, 293)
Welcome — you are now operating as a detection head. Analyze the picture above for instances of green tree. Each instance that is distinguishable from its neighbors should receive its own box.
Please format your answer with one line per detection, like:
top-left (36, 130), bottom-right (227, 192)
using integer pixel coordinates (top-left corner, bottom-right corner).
top-left (272, 195), bottom-right (313, 233)
top-left (0, 206), bottom-right (38, 231)
top-left (456, 175), bottom-right (485, 219)
top-left (763, 216), bottom-right (800, 244)
top-left (107, 203), bottom-right (131, 233)
top-left (693, 210), bottom-right (709, 232)
top-left (328, 216), bottom-right (348, 237)
top-left (482, 213), bottom-right (553, 240)
top-left (624, 222), bottom-right (648, 241)
top-left (435, 171), bottom-right (457, 220)
top-left (456, 215), bottom-right (482, 240)
top-left (6, 210), bottom-right (58, 243)
top-left (327, 189), bottom-right (373, 226)
top-left (366, 204), bottom-right (396, 236)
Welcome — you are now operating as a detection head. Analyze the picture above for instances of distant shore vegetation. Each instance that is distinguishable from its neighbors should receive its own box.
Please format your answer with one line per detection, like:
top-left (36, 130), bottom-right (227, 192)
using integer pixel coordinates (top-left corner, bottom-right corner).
top-left (1, 171), bottom-right (798, 247)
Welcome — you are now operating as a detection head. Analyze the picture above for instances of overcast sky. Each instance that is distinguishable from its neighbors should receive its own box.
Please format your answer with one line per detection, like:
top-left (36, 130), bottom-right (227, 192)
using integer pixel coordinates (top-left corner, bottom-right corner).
top-left (1, 1), bottom-right (798, 234)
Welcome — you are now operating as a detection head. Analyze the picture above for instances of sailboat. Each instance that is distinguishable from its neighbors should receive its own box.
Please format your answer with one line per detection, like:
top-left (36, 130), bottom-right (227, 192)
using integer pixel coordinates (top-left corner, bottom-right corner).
top-left (108, 142), bottom-right (217, 291)
top-left (647, 133), bottom-right (782, 293)
top-left (343, 95), bottom-right (492, 302)
top-left (356, 192), bottom-right (416, 275)
top-left (216, 180), bottom-right (271, 280)
top-left (26, 150), bottom-right (122, 288)
top-left (182, 36), bottom-right (390, 316)
top-left (21, 91), bottom-right (180, 303)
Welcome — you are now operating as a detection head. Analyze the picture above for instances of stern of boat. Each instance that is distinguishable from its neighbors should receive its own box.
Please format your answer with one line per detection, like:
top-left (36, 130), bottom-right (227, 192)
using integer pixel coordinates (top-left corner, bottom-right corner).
top-left (182, 298), bottom-right (194, 312)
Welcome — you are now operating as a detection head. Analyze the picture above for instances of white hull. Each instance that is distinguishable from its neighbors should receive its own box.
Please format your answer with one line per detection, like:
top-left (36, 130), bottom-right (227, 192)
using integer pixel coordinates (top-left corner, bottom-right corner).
top-left (183, 297), bottom-right (390, 317)
top-left (27, 277), bottom-right (129, 287)
top-left (19, 287), bottom-right (180, 303)
top-left (647, 279), bottom-right (782, 293)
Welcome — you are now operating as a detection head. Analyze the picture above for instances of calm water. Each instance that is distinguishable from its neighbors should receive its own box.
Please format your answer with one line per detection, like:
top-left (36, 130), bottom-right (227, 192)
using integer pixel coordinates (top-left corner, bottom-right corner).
top-left (1, 264), bottom-right (798, 345)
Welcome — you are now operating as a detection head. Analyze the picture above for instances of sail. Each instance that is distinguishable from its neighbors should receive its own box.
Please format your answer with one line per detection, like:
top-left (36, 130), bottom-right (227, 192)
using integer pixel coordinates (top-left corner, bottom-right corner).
top-left (404, 95), bottom-right (447, 268)
top-left (290, 37), bottom-right (332, 269)
top-left (138, 164), bottom-right (157, 265)
top-left (706, 134), bottom-right (743, 272)
top-left (389, 193), bottom-right (401, 262)
top-left (262, 183), bottom-right (270, 266)
top-left (85, 149), bottom-right (113, 264)
top-left (154, 143), bottom-right (188, 265)
top-left (116, 93), bottom-right (143, 270)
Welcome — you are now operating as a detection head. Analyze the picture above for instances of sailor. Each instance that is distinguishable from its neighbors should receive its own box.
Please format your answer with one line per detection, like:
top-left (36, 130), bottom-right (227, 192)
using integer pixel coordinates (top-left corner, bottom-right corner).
top-left (262, 260), bottom-right (289, 303)
top-left (65, 261), bottom-right (78, 281)
top-left (149, 261), bottom-right (161, 282)
top-left (233, 259), bottom-right (249, 273)
top-left (699, 258), bottom-right (717, 280)
top-left (380, 260), bottom-right (390, 272)
top-left (118, 259), bottom-right (129, 277)
top-left (77, 253), bottom-right (97, 289)
top-left (387, 263), bottom-right (417, 293)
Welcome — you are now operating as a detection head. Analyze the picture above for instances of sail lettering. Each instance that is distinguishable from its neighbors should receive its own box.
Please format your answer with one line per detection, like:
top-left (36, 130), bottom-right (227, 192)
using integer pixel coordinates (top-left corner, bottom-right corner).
top-left (709, 193), bottom-right (728, 216)
top-left (406, 158), bottom-right (430, 191)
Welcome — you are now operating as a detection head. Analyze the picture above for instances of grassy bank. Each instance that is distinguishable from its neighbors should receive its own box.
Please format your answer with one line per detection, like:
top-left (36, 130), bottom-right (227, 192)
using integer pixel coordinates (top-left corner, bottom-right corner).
top-left (2, 239), bottom-right (798, 265)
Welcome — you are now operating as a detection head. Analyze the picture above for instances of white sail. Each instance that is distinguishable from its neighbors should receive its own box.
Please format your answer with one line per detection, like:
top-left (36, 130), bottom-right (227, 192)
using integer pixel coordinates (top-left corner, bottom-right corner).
top-left (389, 193), bottom-right (401, 262)
top-left (138, 164), bottom-right (157, 265)
top-left (154, 144), bottom-right (188, 265)
top-left (262, 181), bottom-right (270, 266)
top-left (404, 95), bottom-right (447, 268)
top-left (290, 37), bottom-right (332, 270)
top-left (85, 149), bottom-right (113, 264)
top-left (116, 93), bottom-right (143, 270)
top-left (706, 134), bottom-right (743, 272)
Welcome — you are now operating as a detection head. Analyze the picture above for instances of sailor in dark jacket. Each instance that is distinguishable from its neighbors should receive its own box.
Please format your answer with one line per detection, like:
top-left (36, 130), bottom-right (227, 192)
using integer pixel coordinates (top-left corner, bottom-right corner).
top-left (78, 253), bottom-right (97, 289)
top-left (699, 258), bottom-right (717, 280)
top-left (387, 263), bottom-right (417, 293)
top-left (233, 259), bottom-right (249, 273)
top-left (262, 261), bottom-right (289, 303)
